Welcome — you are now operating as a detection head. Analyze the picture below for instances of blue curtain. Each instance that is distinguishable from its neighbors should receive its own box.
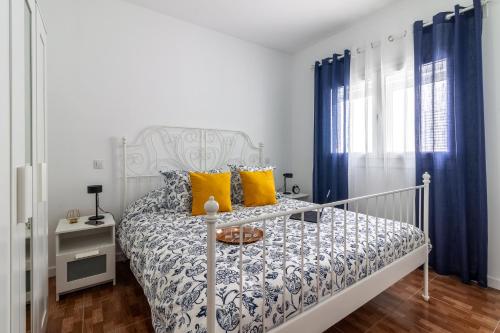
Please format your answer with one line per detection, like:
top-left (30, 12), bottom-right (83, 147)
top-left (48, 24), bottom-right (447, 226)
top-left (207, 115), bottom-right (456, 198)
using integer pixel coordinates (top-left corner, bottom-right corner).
top-left (313, 50), bottom-right (350, 204)
top-left (413, 0), bottom-right (488, 286)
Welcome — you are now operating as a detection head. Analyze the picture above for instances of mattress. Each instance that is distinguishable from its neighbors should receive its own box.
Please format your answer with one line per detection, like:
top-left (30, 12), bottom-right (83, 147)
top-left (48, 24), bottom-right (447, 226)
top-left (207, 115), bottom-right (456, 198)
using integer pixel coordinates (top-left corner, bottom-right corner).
top-left (118, 193), bottom-right (425, 333)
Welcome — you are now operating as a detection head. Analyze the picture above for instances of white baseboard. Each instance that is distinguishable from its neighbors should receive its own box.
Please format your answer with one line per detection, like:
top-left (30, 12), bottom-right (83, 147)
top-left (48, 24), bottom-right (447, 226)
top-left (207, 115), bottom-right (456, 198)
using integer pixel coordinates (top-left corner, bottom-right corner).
top-left (488, 275), bottom-right (500, 290)
top-left (48, 266), bottom-right (56, 278)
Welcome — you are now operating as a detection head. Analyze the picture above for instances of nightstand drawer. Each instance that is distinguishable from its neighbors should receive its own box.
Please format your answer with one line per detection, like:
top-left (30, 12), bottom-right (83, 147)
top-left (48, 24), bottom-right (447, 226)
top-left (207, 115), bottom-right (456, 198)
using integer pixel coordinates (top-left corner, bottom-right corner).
top-left (67, 252), bottom-right (106, 281)
top-left (56, 244), bottom-right (115, 295)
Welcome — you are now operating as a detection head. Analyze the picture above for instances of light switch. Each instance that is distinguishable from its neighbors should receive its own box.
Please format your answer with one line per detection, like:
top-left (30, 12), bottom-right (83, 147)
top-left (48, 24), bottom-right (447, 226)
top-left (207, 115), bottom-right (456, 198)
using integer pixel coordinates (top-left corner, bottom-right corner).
top-left (93, 160), bottom-right (104, 170)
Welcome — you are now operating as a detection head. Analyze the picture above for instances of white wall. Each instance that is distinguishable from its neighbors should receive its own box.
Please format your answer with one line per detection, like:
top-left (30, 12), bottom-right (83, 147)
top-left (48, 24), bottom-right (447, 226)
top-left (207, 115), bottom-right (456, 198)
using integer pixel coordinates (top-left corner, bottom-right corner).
top-left (289, 0), bottom-right (500, 287)
top-left (41, 0), bottom-right (291, 271)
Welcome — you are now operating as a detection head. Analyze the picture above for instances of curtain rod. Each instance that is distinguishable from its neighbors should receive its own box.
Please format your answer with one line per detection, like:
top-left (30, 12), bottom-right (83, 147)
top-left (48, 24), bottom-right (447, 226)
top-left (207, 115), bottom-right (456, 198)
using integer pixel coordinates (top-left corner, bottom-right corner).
top-left (315, 54), bottom-right (345, 64)
top-left (423, 0), bottom-right (488, 27)
top-left (310, 54), bottom-right (345, 69)
top-left (310, 0), bottom-right (488, 70)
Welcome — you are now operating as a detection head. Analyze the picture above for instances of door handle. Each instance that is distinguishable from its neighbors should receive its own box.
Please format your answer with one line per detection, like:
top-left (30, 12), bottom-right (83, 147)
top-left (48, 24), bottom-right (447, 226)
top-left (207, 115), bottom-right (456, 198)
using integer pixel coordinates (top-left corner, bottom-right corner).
top-left (75, 250), bottom-right (100, 260)
top-left (38, 162), bottom-right (47, 202)
top-left (17, 165), bottom-right (33, 224)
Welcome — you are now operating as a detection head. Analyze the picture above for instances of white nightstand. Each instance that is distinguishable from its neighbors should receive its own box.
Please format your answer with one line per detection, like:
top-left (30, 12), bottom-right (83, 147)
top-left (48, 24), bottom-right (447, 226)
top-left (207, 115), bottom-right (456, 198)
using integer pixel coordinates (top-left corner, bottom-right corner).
top-left (55, 213), bottom-right (116, 301)
top-left (280, 192), bottom-right (310, 200)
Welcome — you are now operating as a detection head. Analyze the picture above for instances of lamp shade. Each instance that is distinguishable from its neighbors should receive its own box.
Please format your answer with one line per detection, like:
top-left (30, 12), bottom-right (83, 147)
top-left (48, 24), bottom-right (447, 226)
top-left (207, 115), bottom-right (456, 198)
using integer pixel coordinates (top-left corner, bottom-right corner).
top-left (87, 185), bottom-right (102, 194)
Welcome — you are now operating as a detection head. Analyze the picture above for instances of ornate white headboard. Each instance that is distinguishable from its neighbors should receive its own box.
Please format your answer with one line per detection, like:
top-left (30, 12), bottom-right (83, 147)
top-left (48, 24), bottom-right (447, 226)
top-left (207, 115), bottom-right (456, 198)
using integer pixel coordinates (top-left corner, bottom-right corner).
top-left (122, 126), bottom-right (263, 209)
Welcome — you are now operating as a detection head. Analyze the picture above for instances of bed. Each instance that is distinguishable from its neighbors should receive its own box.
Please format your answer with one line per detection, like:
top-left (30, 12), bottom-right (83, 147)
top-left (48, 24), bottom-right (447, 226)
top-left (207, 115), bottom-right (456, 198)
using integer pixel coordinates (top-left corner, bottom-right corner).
top-left (119, 126), bottom-right (431, 333)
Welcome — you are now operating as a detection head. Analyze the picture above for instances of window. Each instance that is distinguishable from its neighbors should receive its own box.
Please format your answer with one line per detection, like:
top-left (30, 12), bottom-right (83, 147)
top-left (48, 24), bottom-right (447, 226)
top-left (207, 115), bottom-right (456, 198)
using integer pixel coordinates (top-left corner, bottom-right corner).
top-left (384, 71), bottom-right (415, 154)
top-left (338, 59), bottom-right (448, 155)
top-left (334, 87), bottom-right (345, 153)
top-left (420, 59), bottom-right (448, 152)
top-left (349, 81), bottom-right (374, 153)
top-left (331, 86), bottom-right (348, 154)
top-left (348, 71), bottom-right (413, 155)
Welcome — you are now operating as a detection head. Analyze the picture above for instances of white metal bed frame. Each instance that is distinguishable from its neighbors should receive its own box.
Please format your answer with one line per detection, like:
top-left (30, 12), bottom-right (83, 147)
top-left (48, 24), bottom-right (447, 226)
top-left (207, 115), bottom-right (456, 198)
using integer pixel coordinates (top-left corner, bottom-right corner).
top-left (122, 126), bottom-right (431, 333)
top-left (122, 126), bottom-right (263, 209)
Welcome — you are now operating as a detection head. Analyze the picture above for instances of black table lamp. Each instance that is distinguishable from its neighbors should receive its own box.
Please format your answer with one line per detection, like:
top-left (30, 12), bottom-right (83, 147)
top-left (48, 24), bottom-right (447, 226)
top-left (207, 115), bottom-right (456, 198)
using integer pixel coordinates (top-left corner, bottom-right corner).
top-left (87, 185), bottom-right (104, 221)
top-left (283, 173), bottom-right (293, 194)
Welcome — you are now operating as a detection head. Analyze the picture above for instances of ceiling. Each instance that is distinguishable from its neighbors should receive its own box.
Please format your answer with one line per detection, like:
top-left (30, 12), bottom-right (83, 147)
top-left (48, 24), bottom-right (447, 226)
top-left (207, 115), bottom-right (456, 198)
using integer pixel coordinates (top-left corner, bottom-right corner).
top-left (123, 0), bottom-right (398, 53)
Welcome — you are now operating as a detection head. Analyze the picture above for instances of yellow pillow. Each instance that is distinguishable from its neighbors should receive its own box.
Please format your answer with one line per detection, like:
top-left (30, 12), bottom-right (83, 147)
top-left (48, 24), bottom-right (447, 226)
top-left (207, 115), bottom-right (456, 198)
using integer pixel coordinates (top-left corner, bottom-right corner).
top-left (189, 172), bottom-right (232, 216)
top-left (239, 170), bottom-right (277, 207)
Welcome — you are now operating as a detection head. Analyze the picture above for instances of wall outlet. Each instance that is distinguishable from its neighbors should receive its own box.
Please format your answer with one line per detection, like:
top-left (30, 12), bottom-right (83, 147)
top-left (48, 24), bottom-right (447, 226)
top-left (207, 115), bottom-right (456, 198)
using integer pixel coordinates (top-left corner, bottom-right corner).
top-left (93, 160), bottom-right (104, 170)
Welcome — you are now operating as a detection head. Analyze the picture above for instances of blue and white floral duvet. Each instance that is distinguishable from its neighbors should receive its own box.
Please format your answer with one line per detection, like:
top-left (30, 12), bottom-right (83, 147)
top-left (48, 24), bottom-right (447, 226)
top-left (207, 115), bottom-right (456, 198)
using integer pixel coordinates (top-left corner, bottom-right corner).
top-left (118, 190), bottom-right (424, 333)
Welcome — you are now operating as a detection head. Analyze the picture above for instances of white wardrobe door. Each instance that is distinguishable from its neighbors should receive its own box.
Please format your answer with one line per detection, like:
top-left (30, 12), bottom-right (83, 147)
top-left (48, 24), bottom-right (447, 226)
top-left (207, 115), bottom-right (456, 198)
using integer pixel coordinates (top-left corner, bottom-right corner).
top-left (10, 0), bottom-right (30, 331)
top-left (31, 6), bottom-right (48, 332)
top-left (0, 0), bottom-right (12, 331)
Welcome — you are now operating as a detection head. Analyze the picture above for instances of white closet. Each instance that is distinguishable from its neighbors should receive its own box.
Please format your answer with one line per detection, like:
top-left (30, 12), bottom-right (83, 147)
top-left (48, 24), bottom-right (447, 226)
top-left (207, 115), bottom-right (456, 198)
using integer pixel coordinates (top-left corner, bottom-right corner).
top-left (31, 5), bottom-right (48, 332)
top-left (10, 0), bottom-right (48, 332)
top-left (0, 1), bottom-right (12, 331)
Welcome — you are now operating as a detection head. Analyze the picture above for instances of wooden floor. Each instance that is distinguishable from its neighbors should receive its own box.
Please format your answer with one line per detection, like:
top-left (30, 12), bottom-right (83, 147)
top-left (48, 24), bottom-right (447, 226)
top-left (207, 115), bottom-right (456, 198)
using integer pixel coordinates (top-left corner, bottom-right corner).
top-left (48, 263), bottom-right (153, 332)
top-left (48, 262), bottom-right (500, 333)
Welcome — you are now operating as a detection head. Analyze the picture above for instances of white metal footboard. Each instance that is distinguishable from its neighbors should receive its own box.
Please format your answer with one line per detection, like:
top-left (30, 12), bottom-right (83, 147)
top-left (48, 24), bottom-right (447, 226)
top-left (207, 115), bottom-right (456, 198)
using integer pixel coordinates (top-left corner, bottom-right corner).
top-left (204, 173), bottom-right (431, 333)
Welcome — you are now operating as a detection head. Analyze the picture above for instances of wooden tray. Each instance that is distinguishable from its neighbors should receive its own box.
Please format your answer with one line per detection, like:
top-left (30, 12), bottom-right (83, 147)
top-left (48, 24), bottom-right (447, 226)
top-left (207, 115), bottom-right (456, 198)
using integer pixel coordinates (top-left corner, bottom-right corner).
top-left (216, 226), bottom-right (263, 245)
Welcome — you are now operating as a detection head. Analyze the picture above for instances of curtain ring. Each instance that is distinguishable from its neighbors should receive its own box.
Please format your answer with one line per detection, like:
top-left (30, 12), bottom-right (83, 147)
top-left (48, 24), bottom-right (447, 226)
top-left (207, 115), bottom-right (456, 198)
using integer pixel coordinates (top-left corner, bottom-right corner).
top-left (388, 35), bottom-right (395, 42)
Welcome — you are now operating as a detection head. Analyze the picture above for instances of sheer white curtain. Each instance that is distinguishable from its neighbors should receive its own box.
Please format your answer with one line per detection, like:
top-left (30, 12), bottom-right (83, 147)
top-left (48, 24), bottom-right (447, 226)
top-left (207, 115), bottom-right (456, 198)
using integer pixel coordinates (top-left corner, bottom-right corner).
top-left (348, 29), bottom-right (416, 218)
